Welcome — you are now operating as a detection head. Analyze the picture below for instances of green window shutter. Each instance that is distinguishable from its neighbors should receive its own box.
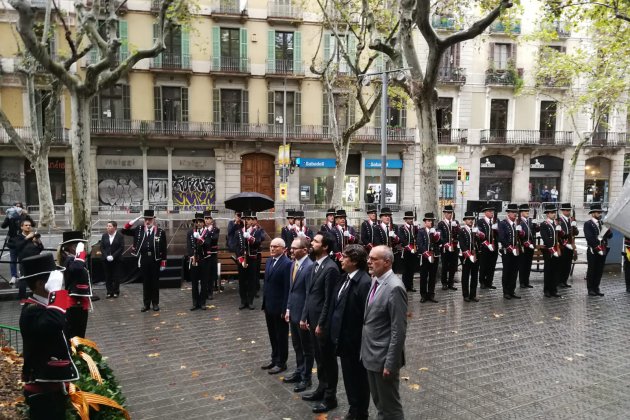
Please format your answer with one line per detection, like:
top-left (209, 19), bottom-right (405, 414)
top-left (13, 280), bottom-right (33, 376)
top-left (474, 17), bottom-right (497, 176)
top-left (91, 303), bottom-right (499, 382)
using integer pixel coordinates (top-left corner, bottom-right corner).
top-left (122, 85), bottom-right (131, 120)
top-left (152, 23), bottom-right (161, 67)
top-left (375, 53), bottom-right (384, 72)
top-left (267, 91), bottom-right (275, 125)
top-left (322, 92), bottom-right (329, 130)
top-left (293, 31), bottom-right (302, 73)
top-left (323, 33), bottom-right (331, 61)
top-left (401, 103), bottom-right (407, 128)
top-left (89, 45), bottom-right (98, 66)
top-left (295, 91), bottom-right (301, 127)
top-left (181, 27), bottom-right (190, 68)
top-left (348, 35), bottom-right (357, 62)
top-left (213, 88), bottom-right (221, 126)
top-left (91, 95), bottom-right (100, 121)
top-left (119, 21), bottom-right (128, 61)
top-left (212, 27), bottom-right (220, 70)
top-left (348, 95), bottom-right (355, 126)
top-left (267, 30), bottom-right (275, 73)
top-left (241, 90), bottom-right (249, 125)
top-left (154, 86), bottom-right (162, 122)
top-left (374, 98), bottom-right (381, 129)
top-left (181, 87), bottom-right (188, 122)
top-left (240, 28), bottom-right (248, 72)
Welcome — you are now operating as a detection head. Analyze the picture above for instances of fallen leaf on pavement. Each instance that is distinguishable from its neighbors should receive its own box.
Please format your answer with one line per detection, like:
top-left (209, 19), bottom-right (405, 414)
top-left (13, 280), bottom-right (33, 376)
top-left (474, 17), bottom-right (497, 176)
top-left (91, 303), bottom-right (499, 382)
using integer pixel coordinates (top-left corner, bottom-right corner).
top-left (147, 353), bottom-right (160, 358)
top-left (213, 394), bottom-right (225, 401)
top-left (180, 365), bottom-right (186, 369)
top-left (564, 357), bottom-right (573, 362)
top-left (552, 316), bottom-right (562, 320)
top-left (418, 367), bottom-right (429, 372)
top-left (191, 371), bottom-right (199, 378)
top-left (177, 313), bottom-right (187, 316)
top-left (409, 383), bottom-right (421, 391)
top-left (401, 376), bottom-right (410, 381)
top-left (575, 353), bottom-right (585, 357)
top-left (493, 313), bottom-right (504, 318)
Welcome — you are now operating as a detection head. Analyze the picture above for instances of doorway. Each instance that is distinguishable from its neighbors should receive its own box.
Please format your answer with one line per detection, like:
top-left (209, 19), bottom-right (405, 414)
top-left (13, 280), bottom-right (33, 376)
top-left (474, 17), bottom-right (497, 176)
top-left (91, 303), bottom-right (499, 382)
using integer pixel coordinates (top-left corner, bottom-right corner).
top-left (241, 153), bottom-right (276, 234)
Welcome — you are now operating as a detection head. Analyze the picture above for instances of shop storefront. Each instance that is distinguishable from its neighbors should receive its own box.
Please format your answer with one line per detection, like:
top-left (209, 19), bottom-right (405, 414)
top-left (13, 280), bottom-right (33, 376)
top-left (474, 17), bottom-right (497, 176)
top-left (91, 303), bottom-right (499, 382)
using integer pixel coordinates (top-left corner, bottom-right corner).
top-left (529, 155), bottom-right (563, 202)
top-left (364, 158), bottom-right (402, 205)
top-left (0, 157), bottom-right (26, 206)
top-left (25, 158), bottom-right (66, 206)
top-left (297, 154), bottom-right (361, 206)
top-left (437, 155), bottom-right (458, 206)
top-left (584, 156), bottom-right (611, 204)
top-left (479, 155), bottom-right (514, 202)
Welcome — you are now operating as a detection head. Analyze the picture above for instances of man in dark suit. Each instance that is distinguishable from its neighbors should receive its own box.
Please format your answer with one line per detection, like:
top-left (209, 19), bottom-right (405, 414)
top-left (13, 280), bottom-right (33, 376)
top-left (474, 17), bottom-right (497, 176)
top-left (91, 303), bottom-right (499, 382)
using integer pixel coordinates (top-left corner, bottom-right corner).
top-left (417, 212), bottom-right (440, 303)
top-left (202, 210), bottom-right (220, 298)
top-left (329, 244), bottom-right (371, 420)
top-left (517, 204), bottom-right (537, 289)
top-left (498, 203), bottom-right (521, 300)
top-left (300, 232), bottom-right (341, 413)
top-left (584, 203), bottom-right (612, 296)
top-left (557, 203), bottom-right (579, 288)
top-left (459, 211), bottom-right (481, 302)
top-left (362, 245), bottom-right (407, 420)
top-left (261, 238), bottom-right (292, 375)
top-left (101, 221), bottom-right (124, 298)
top-left (477, 205), bottom-right (499, 289)
top-left (122, 209), bottom-right (167, 312)
top-left (284, 236), bottom-right (315, 393)
top-left (437, 205), bottom-right (459, 291)
top-left (540, 204), bottom-right (562, 297)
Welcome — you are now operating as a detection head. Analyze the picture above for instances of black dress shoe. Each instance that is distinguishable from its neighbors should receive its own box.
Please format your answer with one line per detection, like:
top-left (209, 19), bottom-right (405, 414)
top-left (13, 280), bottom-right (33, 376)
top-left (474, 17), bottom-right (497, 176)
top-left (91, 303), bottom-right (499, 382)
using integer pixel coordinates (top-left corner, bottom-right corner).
top-left (420, 297), bottom-right (427, 303)
top-left (190, 306), bottom-right (199, 311)
top-left (448, 286), bottom-right (458, 291)
top-left (293, 380), bottom-right (312, 392)
top-left (249, 305), bottom-right (256, 310)
top-left (503, 294), bottom-right (512, 300)
top-left (510, 294), bottom-right (521, 299)
top-left (301, 391), bottom-right (324, 401)
top-left (268, 365), bottom-right (287, 374)
top-left (463, 297), bottom-right (471, 302)
top-left (588, 291), bottom-right (598, 296)
top-left (525, 285), bottom-right (534, 288)
top-left (140, 306), bottom-right (150, 312)
top-left (312, 399), bottom-right (338, 413)
top-left (261, 362), bottom-right (275, 370)
top-left (239, 304), bottom-right (247, 310)
top-left (551, 293), bottom-right (562, 298)
top-left (596, 292), bottom-right (604, 296)
top-left (559, 283), bottom-right (572, 288)
top-left (470, 297), bottom-right (479, 302)
top-left (480, 284), bottom-right (488, 289)
top-left (106, 294), bottom-right (114, 299)
top-left (441, 285), bottom-right (448, 290)
top-left (544, 292), bottom-right (552, 297)
top-left (428, 297), bottom-right (439, 303)
top-left (113, 293), bottom-right (119, 298)
top-left (488, 285), bottom-right (497, 289)
top-left (152, 304), bottom-right (160, 311)
top-left (283, 373), bottom-right (300, 383)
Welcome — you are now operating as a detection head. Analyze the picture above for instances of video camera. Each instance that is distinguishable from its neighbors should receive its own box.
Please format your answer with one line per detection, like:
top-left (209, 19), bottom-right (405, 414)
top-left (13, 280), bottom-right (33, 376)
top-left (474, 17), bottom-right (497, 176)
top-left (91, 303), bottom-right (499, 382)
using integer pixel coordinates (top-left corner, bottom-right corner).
top-left (6, 206), bottom-right (23, 220)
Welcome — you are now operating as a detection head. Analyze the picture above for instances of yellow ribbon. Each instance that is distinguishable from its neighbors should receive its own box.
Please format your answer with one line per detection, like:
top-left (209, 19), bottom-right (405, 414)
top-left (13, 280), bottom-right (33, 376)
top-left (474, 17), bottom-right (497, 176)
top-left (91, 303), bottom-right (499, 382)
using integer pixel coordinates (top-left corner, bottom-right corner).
top-left (78, 351), bottom-right (103, 384)
top-left (625, 246), bottom-right (630, 262)
top-left (70, 337), bottom-right (100, 353)
top-left (69, 383), bottom-right (130, 420)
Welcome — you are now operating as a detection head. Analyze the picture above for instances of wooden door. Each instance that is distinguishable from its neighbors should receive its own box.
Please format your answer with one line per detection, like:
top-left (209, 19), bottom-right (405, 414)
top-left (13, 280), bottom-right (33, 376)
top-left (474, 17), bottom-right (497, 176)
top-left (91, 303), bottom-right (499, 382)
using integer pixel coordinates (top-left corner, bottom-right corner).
top-left (241, 153), bottom-right (276, 237)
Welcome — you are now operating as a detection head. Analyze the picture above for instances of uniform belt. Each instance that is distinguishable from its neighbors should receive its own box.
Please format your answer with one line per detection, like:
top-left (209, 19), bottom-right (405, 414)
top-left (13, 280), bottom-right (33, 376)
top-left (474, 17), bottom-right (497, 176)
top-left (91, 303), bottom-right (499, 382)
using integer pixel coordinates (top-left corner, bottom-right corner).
top-left (142, 252), bottom-right (153, 256)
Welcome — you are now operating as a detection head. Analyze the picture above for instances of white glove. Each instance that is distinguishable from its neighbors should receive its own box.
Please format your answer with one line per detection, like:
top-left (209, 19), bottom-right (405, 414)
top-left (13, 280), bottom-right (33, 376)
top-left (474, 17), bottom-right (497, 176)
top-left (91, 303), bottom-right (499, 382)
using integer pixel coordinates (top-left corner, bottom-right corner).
top-left (343, 230), bottom-right (351, 237)
top-left (565, 244), bottom-right (573, 250)
top-left (297, 231), bottom-right (306, 237)
top-left (469, 255), bottom-right (476, 263)
top-left (429, 228), bottom-right (436, 234)
top-left (160, 265), bottom-right (166, 271)
top-left (553, 251), bottom-right (559, 258)
top-left (193, 231), bottom-right (201, 239)
top-left (472, 227), bottom-right (478, 233)
top-left (571, 221), bottom-right (577, 227)
top-left (130, 216), bottom-right (142, 224)
top-left (388, 230), bottom-right (396, 237)
top-left (76, 242), bottom-right (85, 254)
top-left (515, 225), bottom-right (522, 232)
top-left (243, 232), bottom-right (251, 239)
top-left (555, 225), bottom-right (562, 231)
top-left (529, 243), bottom-right (535, 249)
top-left (45, 270), bottom-right (65, 293)
top-left (512, 248), bottom-right (519, 257)
top-left (451, 221), bottom-right (457, 227)
top-left (106, 255), bottom-right (114, 262)
top-left (491, 223), bottom-right (498, 230)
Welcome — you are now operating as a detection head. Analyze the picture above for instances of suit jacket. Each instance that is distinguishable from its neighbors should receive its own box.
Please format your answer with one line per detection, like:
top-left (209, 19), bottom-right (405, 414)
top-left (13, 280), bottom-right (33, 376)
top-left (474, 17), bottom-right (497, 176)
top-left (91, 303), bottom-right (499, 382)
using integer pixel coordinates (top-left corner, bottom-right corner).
top-left (416, 227), bottom-right (440, 257)
top-left (235, 225), bottom-right (265, 258)
top-left (539, 220), bottom-right (557, 250)
top-left (360, 220), bottom-right (380, 247)
top-left (519, 217), bottom-right (537, 250)
top-left (458, 225), bottom-right (479, 258)
top-left (203, 225), bottom-right (220, 258)
top-left (331, 225), bottom-right (358, 253)
top-left (398, 223), bottom-right (418, 255)
top-left (286, 257), bottom-right (314, 324)
top-left (329, 269), bottom-right (371, 357)
top-left (101, 231), bottom-right (124, 261)
top-left (262, 254), bottom-right (292, 315)
top-left (361, 270), bottom-right (407, 373)
top-left (374, 223), bottom-right (400, 250)
top-left (477, 217), bottom-right (498, 254)
top-left (301, 256), bottom-right (340, 330)
top-left (498, 219), bottom-right (518, 253)
top-left (227, 220), bottom-right (242, 252)
top-left (584, 219), bottom-right (612, 253)
top-left (437, 219), bottom-right (460, 254)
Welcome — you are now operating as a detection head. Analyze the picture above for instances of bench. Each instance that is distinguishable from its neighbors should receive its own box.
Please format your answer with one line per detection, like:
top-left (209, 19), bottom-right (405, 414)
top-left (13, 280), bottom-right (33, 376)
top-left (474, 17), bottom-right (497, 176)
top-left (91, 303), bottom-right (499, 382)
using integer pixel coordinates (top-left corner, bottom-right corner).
top-left (218, 251), bottom-right (271, 280)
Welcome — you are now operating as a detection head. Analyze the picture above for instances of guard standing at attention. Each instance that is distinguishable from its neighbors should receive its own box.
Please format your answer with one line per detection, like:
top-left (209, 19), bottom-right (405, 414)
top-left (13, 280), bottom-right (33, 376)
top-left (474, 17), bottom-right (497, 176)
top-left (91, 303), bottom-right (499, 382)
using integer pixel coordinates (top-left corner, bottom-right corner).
top-left (584, 203), bottom-right (612, 297)
top-left (360, 205), bottom-right (380, 251)
top-left (557, 203), bottom-right (579, 288)
top-left (58, 231), bottom-right (91, 338)
top-left (477, 204), bottom-right (499, 290)
top-left (539, 204), bottom-right (562, 298)
top-left (203, 210), bottom-right (220, 298)
top-left (321, 208), bottom-right (337, 233)
top-left (437, 205), bottom-right (459, 291)
top-left (281, 210), bottom-right (297, 255)
top-left (417, 212), bottom-right (440, 303)
top-left (398, 211), bottom-right (418, 292)
top-left (235, 211), bottom-right (265, 309)
top-left (187, 212), bottom-right (208, 310)
top-left (459, 211), bottom-right (481, 302)
top-left (517, 204), bottom-right (537, 289)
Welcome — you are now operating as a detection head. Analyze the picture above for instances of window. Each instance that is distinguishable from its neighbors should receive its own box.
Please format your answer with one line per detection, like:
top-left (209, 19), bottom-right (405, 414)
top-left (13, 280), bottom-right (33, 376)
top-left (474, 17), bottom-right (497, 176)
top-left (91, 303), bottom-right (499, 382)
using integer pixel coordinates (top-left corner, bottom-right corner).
top-left (324, 33), bottom-right (355, 74)
top-left (268, 91), bottom-right (301, 130)
top-left (154, 86), bottom-right (188, 129)
top-left (436, 97), bottom-right (453, 142)
top-left (213, 89), bottom-right (249, 131)
top-left (163, 27), bottom-right (182, 68)
top-left (35, 90), bottom-right (61, 137)
top-left (92, 85), bottom-right (130, 121)
top-left (493, 43), bottom-right (511, 70)
top-left (490, 99), bottom-right (508, 141)
top-left (275, 32), bottom-right (294, 72)
top-left (221, 28), bottom-right (240, 58)
top-left (539, 101), bottom-right (557, 142)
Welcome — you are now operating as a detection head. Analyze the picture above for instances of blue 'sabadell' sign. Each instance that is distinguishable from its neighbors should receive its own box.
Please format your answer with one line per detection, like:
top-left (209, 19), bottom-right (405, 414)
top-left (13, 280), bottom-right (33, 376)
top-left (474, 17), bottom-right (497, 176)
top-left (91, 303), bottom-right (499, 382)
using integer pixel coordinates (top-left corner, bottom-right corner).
top-left (365, 159), bottom-right (404, 169)
top-left (297, 158), bottom-right (337, 168)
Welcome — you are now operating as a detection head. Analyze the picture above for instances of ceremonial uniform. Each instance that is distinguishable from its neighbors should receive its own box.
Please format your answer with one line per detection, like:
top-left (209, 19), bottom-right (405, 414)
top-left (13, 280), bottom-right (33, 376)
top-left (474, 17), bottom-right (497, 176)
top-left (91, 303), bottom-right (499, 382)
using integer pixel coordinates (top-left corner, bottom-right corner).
top-left (477, 210), bottom-right (499, 289)
top-left (360, 205), bottom-right (380, 251)
top-left (281, 209), bottom-right (297, 256)
top-left (320, 208), bottom-right (337, 234)
top-left (584, 204), bottom-right (612, 296)
top-left (498, 204), bottom-right (521, 299)
top-left (331, 209), bottom-right (357, 258)
top-left (416, 213), bottom-right (440, 302)
top-left (398, 211), bottom-right (419, 292)
top-left (437, 205), bottom-right (459, 290)
top-left (624, 237), bottom-right (630, 293)
top-left (59, 231), bottom-right (91, 339)
top-left (557, 204), bottom-right (579, 287)
top-left (187, 213), bottom-right (208, 309)
top-left (122, 209), bottom-right (167, 311)
top-left (235, 212), bottom-right (265, 308)
top-left (458, 212), bottom-right (481, 301)
top-left (517, 205), bottom-right (538, 288)
top-left (374, 207), bottom-right (401, 272)
top-left (202, 210), bottom-right (220, 297)
top-left (539, 205), bottom-right (562, 297)
top-left (293, 210), bottom-right (314, 248)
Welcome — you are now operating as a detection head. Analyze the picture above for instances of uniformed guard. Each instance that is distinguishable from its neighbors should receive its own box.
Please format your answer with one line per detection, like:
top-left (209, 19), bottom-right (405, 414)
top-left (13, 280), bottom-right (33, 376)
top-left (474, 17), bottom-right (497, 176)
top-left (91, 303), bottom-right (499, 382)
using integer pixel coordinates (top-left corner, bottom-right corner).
top-left (437, 204), bottom-right (459, 291)
top-left (417, 212), bottom-right (440, 303)
top-left (332, 209), bottom-right (357, 260)
top-left (557, 203), bottom-right (579, 288)
top-left (584, 203), bottom-right (612, 296)
top-left (360, 204), bottom-right (379, 251)
top-left (477, 204), bottom-right (499, 290)
top-left (203, 210), bottom-right (220, 298)
top-left (398, 211), bottom-right (418, 292)
top-left (58, 231), bottom-right (91, 339)
top-left (517, 204), bottom-right (538, 289)
top-left (187, 212), bottom-right (207, 310)
top-left (122, 209), bottom-right (168, 312)
top-left (459, 211), bottom-right (482, 302)
top-left (321, 208), bottom-right (336, 233)
top-left (624, 236), bottom-right (630, 293)
top-left (498, 203), bottom-right (521, 300)
top-left (19, 253), bottom-right (79, 420)
top-left (294, 210), bottom-right (314, 243)
top-left (539, 204), bottom-right (562, 297)
top-left (281, 209), bottom-right (297, 255)
top-left (235, 210), bottom-right (265, 309)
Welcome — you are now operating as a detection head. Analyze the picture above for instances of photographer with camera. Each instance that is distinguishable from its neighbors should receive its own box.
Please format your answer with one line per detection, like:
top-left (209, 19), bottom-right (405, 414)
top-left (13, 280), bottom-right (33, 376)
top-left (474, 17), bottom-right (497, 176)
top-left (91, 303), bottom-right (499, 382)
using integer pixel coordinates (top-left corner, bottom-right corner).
top-left (14, 218), bottom-right (44, 301)
top-left (1, 202), bottom-right (34, 285)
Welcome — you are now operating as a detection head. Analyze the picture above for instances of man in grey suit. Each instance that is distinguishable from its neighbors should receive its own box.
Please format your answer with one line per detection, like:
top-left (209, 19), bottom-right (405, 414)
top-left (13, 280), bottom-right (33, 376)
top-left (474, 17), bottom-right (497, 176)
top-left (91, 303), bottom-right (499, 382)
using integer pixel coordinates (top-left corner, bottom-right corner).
top-left (362, 245), bottom-right (408, 420)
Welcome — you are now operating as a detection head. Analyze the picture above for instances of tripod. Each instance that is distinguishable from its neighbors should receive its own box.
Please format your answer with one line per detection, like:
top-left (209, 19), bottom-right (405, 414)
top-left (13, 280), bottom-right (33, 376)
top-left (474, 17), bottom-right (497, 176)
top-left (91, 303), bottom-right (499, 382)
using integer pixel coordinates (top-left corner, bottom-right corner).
top-left (0, 235), bottom-right (13, 285)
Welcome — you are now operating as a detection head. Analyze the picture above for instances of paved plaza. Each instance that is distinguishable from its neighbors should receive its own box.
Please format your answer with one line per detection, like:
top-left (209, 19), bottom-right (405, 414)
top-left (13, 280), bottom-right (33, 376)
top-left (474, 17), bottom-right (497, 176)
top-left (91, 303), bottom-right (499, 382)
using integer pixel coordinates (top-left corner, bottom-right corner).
top-left (1, 264), bottom-right (630, 419)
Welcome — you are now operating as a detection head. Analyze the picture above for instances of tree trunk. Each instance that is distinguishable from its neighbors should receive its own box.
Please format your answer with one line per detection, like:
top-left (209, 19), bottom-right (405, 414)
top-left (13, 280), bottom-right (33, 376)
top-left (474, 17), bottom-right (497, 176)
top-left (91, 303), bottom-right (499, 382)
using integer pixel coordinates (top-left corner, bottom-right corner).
top-left (416, 95), bottom-right (439, 214)
top-left (70, 92), bottom-right (92, 237)
top-left (31, 155), bottom-right (56, 228)
top-left (330, 135), bottom-right (351, 208)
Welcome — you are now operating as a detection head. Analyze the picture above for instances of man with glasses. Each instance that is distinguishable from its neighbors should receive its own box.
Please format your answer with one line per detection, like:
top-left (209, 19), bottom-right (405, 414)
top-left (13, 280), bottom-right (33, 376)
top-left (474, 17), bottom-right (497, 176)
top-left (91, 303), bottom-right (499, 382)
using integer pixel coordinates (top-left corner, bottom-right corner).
top-left (14, 219), bottom-right (43, 301)
top-left (2, 201), bottom-right (33, 285)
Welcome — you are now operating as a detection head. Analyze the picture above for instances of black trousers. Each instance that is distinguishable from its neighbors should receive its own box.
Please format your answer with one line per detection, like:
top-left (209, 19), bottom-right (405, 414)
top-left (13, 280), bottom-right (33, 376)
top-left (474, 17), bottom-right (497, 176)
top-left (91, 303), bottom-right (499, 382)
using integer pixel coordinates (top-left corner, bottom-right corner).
top-left (340, 352), bottom-right (370, 418)
top-left (419, 260), bottom-right (438, 299)
top-left (265, 311), bottom-right (289, 367)
top-left (66, 305), bottom-right (88, 339)
top-left (401, 251), bottom-right (418, 291)
top-left (559, 247), bottom-right (574, 284)
top-left (311, 329), bottom-right (338, 401)
top-left (207, 254), bottom-right (218, 292)
top-left (237, 258), bottom-right (257, 306)
top-left (140, 256), bottom-right (160, 307)
top-left (543, 253), bottom-right (559, 294)
top-left (501, 252), bottom-right (520, 296)
top-left (104, 260), bottom-right (121, 295)
top-left (586, 250), bottom-right (606, 293)
top-left (290, 321), bottom-right (314, 381)
top-left (461, 258), bottom-right (479, 299)
top-left (625, 255), bottom-right (630, 291)
top-left (25, 389), bottom-right (67, 420)
top-left (518, 247), bottom-right (534, 287)
top-left (440, 251), bottom-right (458, 287)
top-left (479, 250), bottom-right (498, 287)
top-left (190, 262), bottom-right (207, 308)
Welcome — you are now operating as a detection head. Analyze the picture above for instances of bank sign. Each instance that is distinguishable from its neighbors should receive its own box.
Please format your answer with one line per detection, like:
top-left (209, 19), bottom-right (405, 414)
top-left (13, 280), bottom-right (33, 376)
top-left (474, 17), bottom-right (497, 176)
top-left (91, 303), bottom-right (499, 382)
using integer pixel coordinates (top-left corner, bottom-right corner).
top-left (297, 158), bottom-right (337, 168)
top-left (365, 159), bottom-right (404, 169)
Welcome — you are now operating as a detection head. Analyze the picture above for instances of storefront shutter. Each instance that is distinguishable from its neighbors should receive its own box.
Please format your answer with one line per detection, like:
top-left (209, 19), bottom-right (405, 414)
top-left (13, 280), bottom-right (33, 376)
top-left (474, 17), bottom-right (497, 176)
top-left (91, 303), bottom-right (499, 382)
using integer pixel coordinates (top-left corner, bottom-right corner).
top-left (295, 91), bottom-right (301, 126)
top-left (152, 23), bottom-right (161, 67)
top-left (267, 30), bottom-right (275, 72)
top-left (119, 20), bottom-right (128, 61)
top-left (240, 28), bottom-right (248, 72)
top-left (181, 87), bottom-right (188, 122)
top-left (293, 31), bottom-right (302, 73)
top-left (122, 85), bottom-right (131, 120)
top-left (154, 86), bottom-right (162, 122)
top-left (212, 27), bottom-right (220, 69)
top-left (181, 27), bottom-right (190, 68)
top-left (322, 92), bottom-right (329, 131)
top-left (213, 88), bottom-right (221, 127)
top-left (267, 91), bottom-right (275, 124)
top-left (323, 33), bottom-right (331, 62)
top-left (241, 90), bottom-right (249, 125)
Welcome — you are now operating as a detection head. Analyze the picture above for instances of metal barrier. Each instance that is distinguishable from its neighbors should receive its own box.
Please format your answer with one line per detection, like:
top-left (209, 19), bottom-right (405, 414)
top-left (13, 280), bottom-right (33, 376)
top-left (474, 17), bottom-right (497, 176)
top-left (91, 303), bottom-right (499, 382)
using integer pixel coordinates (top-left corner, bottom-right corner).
top-left (0, 324), bottom-right (21, 353)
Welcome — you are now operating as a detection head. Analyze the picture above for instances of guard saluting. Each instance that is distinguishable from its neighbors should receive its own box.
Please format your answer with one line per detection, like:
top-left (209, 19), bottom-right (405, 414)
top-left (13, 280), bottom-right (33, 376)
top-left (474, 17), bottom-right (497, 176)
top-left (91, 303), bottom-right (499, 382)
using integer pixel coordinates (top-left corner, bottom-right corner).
top-left (517, 204), bottom-right (537, 289)
top-left (437, 205), bottom-right (459, 291)
top-left (459, 211), bottom-right (482, 302)
top-left (123, 209), bottom-right (167, 312)
top-left (360, 205), bottom-right (379, 251)
top-left (498, 203), bottom-right (521, 300)
top-left (539, 204), bottom-right (562, 298)
top-left (584, 203), bottom-right (612, 297)
top-left (187, 212), bottom-right (208, 310)
top-left (417, 212), bottom-right (440, 303)
top-left (557, 203), bottom-right (579, 288)
top-left (398, 211), bottom-right (418, 292)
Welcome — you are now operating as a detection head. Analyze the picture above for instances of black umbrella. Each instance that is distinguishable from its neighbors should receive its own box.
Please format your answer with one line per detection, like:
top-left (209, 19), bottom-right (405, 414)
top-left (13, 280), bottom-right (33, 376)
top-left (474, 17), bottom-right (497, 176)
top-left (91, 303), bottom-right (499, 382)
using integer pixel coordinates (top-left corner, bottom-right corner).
top-left (225, 192), bottom-right (275, 212)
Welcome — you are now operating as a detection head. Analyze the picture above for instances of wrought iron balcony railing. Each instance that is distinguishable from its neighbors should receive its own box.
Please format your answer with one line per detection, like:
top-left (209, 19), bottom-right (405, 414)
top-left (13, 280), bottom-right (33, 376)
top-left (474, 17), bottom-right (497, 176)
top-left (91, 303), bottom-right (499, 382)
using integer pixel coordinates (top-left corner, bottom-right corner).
top-left (0, 126), bottom-right (70, 144)
top-left (438, 67), bottom-right (466, 84)
top-left (265, 59), bottom-right (305, 76)
top-left (586, 132), bottom-right (629, 147)
top-left (543, 20), bottom-right (571, 38)
top-left (210, 56), bottom-right (251, 73)
top-left (431, 15), bottom-right (456, 30)
top-left (489, 20), bottom-right (522, 34)
top-left (150, 53), bottom-right (191, 70)
top-left (485, 68), bottom-right (522, 86)
top-left (437, 129), bottom-right (468, 144)
top-left (212, 0), bottom-right (246, 15)
top-left (267, 1), bottom-right (303, 20)
top-left (480, 129), bottom-right (573, 145)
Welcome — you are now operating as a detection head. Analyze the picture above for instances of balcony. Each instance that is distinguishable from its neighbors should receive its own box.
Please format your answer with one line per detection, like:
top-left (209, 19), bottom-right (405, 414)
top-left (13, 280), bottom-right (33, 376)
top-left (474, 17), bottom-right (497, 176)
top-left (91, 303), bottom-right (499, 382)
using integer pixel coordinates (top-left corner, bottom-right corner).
top-left (265, 59), bottom-right (305, 77)
top-left (437, 67), bottom-right (466, 84)
top-left (89, 119), bottom-right (415, 144)
top-left (480, 129), bottom-right (573, 145)
top-left (438, 129), bottom-right (468, 144)
top-left (586, 132), bottom-right (629, 147)
top-left (150, 53), bottom-right (191, 71)
top-left (431, 15), bottom-right (456, 31)
top-left (267, 1), bottom-right (303, 24)
top-left (210, 56), bottom-right (250, 74)
top-left (539, 75), bottom-right (571, 88)
top-left (211, 0), bottom-right (247, 21)
top-left (489, 20), bottom-right (522, 35)
top-left (485, 68), bottom-right (523, 87)
top-left (0, 126), bottom-right (69, 145)
top-left (544, 20), bottom-right (571, 38)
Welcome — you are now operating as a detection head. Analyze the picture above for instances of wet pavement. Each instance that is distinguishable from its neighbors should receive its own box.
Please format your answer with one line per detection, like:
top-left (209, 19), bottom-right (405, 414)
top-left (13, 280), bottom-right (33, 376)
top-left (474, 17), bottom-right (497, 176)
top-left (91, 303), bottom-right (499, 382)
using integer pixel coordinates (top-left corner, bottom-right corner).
top-left (1, 264), bottom-right (630, 419)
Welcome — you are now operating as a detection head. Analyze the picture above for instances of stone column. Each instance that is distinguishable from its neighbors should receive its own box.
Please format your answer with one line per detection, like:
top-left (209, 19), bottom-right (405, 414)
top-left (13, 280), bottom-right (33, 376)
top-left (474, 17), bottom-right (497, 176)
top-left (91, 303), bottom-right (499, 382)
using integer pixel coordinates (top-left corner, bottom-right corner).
top-left (141, 146), bottom-right (149, 210)
top-left (166, 147), bottom-right (174, 212)
top-left (511, 151), bottom-right (531, 202)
